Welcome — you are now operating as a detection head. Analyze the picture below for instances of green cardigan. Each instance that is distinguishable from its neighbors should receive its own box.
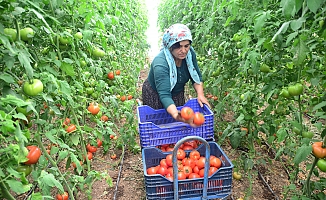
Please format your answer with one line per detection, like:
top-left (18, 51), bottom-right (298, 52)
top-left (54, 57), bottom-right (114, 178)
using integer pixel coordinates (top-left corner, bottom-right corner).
top-left (147, 49), bottom-right (203, 109)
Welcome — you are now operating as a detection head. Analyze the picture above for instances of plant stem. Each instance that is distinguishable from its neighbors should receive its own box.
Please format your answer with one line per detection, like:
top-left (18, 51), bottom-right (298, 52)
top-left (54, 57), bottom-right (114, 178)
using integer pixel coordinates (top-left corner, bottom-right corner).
top-left (35, 133), bottom-right (75, 200)
top-left (0, 180), bottom-right (15, 200)
top-left (303, 156), bottom-right (318, 197)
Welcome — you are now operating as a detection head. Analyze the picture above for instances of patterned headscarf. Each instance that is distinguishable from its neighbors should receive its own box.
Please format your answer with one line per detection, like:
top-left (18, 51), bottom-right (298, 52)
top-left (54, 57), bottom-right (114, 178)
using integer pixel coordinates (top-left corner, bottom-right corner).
top-left (162, 23), bottom-right (201, 91)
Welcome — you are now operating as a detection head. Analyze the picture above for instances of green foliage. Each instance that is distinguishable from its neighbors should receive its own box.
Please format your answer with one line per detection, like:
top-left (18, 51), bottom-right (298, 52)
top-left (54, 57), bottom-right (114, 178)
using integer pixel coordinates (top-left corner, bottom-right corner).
top-left (158, 0), bottom-right (326, 198)
top-left (0, 0), bottom-right (148, 199)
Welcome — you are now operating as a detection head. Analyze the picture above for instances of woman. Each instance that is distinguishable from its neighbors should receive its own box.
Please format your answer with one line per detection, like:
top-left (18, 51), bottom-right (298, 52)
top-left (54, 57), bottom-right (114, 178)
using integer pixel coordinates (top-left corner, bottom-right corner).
top-left (142, 23), bottom-right (210, 126)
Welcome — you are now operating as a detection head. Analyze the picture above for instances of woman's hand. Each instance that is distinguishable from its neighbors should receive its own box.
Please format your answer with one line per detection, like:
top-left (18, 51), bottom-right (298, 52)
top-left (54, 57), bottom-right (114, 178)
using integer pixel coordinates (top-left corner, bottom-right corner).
top-left (197, 95), bottom-right (211, 108)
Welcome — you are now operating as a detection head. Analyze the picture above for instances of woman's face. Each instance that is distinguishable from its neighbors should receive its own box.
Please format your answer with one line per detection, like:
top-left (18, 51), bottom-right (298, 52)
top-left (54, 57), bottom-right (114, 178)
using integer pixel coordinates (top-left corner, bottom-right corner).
top-left (171, 40), bottom-right (191, 60)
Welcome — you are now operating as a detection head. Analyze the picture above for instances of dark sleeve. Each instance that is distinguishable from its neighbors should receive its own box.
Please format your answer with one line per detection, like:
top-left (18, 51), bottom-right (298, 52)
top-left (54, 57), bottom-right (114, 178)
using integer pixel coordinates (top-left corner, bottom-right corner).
top-left (152, 58), bottom-right (175, 109)
top-left (189, 48), bottom-right (203, 84)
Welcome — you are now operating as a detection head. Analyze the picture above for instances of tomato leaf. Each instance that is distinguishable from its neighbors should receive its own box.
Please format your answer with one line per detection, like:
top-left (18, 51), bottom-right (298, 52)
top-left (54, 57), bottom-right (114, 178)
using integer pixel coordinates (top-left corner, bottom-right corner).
top-left (290, 17), bottom-right (306, 31)
top-left (307, 0), bottom-right (324, 13)
top-left (60, 62), bottom-right (75, 77)
top-left (254, 11), bottom-right (270, 35)
top-left (39, 171), bottom-right (64, 193)
top-left (0, 72), bottom-right (15, 83)
top-left (18, 49), bottom-right (33, 79)
top-left (229, 131), bottom-right (241, 149)
top-left (281, 0), bottom-right (296, 19)
top-left (6, 179), bottom-right (31, 194)
top-left (293, 145), bottom-right (312, 165)
top-left (313, 101), bottom-right (326, 112)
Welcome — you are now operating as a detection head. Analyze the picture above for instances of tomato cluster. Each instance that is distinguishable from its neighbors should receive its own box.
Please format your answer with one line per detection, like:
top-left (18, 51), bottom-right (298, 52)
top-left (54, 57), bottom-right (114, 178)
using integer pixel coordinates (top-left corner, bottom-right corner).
top-left (146, 148), bottom-right (222, 181)
top-left (180, 107), bottom-right (205, 126)
top-left (156, 140), bottom-right (202, 152)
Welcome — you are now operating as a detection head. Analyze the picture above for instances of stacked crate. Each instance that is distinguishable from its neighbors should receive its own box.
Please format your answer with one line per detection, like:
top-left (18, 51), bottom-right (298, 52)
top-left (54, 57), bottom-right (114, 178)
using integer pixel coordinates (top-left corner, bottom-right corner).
top-left (137, 98), bottom-right (233, 199)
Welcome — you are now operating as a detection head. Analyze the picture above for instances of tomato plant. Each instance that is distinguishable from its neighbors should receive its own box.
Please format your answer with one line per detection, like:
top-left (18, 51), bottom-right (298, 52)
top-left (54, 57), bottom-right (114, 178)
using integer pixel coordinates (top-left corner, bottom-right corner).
top-left (180, 106), bottom-right (194, 120)
top-left (23, 79), bottom-right (44, 96)
top-left (24, 146), bottom-right (41, 165)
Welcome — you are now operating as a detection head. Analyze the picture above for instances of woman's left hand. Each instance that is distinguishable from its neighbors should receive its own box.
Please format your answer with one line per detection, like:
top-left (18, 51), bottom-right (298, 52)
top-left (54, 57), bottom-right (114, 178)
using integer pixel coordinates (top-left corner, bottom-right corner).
top-left (197, 95), bottom-right (211, 108)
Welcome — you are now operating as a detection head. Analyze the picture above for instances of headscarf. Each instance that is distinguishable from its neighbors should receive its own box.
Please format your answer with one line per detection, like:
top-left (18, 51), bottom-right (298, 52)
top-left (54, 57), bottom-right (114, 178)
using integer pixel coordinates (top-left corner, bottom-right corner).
top-left (162, 23), bottom-right (201, 91)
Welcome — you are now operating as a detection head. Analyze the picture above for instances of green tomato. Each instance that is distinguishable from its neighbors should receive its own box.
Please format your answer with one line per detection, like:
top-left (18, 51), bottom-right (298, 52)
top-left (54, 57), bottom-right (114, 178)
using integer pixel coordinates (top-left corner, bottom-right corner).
top-left (74, 32), bottom-right (83, 39)
top-left (317, 159), bottom-right (326, 172)
top-left (20, 28), bottom-right (34, 42)
top-left (260, 64), bottom-right (271, 73)
top-left (92, 48), bottom-right (105, 58)
top-left (91, 92), bottom-right (99, 99)
top-left (288, 83), bottom-right (303, 96)
top-left (293, 127), bottom-right (301, 135)
top-left (280, 88), bottom-right (291, 98)
top-left (16, 164), bottom-right (32, 176)
top-left (80, 60), bottom-right (87, 67)
top-left (4, 28), bottom-right (17, 42)
top-left (84, 82), bottom-right (90, 87)
top-left (59, 37), bottom-right (69, 45)
top-left (89, 78), bottom-right (96, 87)
top-left (86, 87), bottom-right (94, 95)
top-left (212, 68), bottom-right (221, 77)
top-left (302, 131), bottom-right (314, 139)
top-left (23, 79), bottom-right (44, 96)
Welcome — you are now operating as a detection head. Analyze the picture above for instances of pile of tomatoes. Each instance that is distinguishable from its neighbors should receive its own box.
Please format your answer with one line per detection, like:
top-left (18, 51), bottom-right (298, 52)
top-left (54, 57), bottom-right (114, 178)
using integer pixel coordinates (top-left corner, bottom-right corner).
top-left (146, 148), bottom-right (222, 181)
top-left (156, 140), bottom-right (202, 152)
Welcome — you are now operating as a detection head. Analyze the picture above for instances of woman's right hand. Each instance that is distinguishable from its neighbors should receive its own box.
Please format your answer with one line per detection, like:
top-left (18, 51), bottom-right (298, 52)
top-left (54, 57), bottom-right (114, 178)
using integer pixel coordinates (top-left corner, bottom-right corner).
top-left (174, 112), bottom-right (198, 127)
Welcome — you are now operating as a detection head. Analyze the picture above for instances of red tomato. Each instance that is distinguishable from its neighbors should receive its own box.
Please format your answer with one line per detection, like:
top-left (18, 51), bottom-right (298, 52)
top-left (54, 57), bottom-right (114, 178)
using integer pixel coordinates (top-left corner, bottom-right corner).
top-left (97, 139), bottom-right (103, 147)
top-left (127, 94), bottom-right (133, 100)
top-left (25, 145), bottom-right (41, 165)
top-left (193, 165), bottom-right (200, 174)
top-left (189, 150), bottom-right (201, 160)
top-left (66, 124), bottom-right (76, 133)
top-left (180, 106), bottom-right (195, 120)
top-left (177, 149), bottom-right (186, 160)
top-left (62, 117), bottom-right (70, 127)
top-left (209, 167), bottom-right (218, 176)
top-left (83, 152), bottom-right (93, 160)
top-left (196, 157), bottom-right (206, 170)
top-left (166, 154), bottom-right (173, 167)
top-left (188, 173), bottom-right (201, 179)
top-left (182, 165), bottom-right (193, 178)
top-left (120, 95), bottom-right (126, 102)
top-left (87, 102), bottom-right (100, 115)
top-left (165, 174), bottom-right (173, 181)
top-left (167, 167), bottom-right (173, 176)
top-left (86, 144), bottom-right (97, 153)
top-left (147, 166), bottom-right (158, 175)
top-left (210, 157), bottom-right (222, 169)
top-left (199, 168), bottom-right (205, 177)
top-left (111, 154), bottom-right (117, 159)
top-left (108, 72), bottom-right (114, 80)
top-left (115, 70), bottom-right (121, 75)
top-left (160, 159), bottom-right (168, 168)
top-left (166, 145), bottom-right (174, 152)
top-left (184, 140), bottom-right (198, 149)
top-left (182, 158), bottom-right (196, 169)
top-left (193, 112), bottom-right (205, 126)
top-left (178, 171), bottom-right (187, 180)
top-left (157, 166), bottom-right (168, 176)
top-left (56, 192), bottom-right (69, 200)
top-left (177, 160), bottom-right (184, 170)
top-left (182, 145), bottom-right (194, 150)
top-left (100, 115), bottom-right (109, 122)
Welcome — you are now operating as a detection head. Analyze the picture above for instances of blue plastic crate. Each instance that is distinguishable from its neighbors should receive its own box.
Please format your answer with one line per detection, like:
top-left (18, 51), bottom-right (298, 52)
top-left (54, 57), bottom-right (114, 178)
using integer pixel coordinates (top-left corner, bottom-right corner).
top-left (142, 141), bottom-right (233, 200)
top-left (137, 98), bottom-right (214, 148)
